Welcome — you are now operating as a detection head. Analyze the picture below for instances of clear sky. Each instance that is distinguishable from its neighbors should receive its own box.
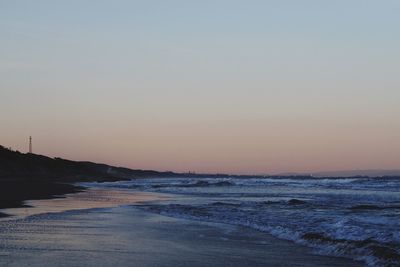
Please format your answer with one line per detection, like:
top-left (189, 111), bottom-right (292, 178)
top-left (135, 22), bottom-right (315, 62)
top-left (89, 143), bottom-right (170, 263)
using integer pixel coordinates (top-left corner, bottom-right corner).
top-left (1, 0), bottom-right (399, 174)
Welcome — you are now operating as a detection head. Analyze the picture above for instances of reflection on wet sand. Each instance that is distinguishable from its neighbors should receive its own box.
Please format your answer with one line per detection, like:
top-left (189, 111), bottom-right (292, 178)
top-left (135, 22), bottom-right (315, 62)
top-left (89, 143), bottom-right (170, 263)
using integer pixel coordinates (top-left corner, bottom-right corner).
top-left (1, 188), bottom-right (169, 220)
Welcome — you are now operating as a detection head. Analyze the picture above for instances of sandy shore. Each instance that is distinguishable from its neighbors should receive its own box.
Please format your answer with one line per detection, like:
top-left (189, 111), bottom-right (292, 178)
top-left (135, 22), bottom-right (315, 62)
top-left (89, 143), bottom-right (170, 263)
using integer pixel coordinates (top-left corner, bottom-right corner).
top-left (0, 187), bottom-right (170, 219)
top-left (0, 189), bottom-right (362, 267)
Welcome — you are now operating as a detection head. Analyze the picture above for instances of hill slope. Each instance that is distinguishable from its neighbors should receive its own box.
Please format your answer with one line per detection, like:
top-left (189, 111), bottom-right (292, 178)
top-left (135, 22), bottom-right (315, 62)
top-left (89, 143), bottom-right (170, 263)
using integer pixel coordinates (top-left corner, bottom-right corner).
top-left (0, 145), bottom-right (173, 211)
top-left (0, 145), bottom-right (178, 183)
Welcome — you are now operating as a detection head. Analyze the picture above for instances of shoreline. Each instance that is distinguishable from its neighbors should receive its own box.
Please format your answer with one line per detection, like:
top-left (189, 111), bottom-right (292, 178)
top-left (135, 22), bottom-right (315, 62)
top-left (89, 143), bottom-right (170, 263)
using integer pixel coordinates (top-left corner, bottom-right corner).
top-left (0, 201), bottom-right (362, 267)
top-left (0, 186), bottom-right (169, 220)
top-left (0, 180), bottom-right (84, 212)
top-left (0, 181), bottom-right (377, 266)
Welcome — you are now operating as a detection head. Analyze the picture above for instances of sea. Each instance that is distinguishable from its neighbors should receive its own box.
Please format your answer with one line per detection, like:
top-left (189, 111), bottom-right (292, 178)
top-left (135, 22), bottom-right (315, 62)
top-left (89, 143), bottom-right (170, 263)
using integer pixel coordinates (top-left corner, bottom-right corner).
top-left (84, 176), bottom-right (400, 267)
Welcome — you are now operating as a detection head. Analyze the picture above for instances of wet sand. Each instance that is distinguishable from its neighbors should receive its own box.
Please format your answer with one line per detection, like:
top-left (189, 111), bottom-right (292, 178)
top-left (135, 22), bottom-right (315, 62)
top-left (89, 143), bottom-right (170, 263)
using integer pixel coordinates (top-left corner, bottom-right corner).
top-left (1, 188), bottom-right (169, 219)
top-left (0, 181), bottom-right (82, 211)
top-left (0, 189), bottom-right (362, 267)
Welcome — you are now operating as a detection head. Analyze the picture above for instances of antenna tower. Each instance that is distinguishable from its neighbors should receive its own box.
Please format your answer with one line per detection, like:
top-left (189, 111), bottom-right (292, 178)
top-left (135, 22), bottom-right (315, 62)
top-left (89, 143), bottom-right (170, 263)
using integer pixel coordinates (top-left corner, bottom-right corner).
top-left (29, 136), bottom-right (32, 154)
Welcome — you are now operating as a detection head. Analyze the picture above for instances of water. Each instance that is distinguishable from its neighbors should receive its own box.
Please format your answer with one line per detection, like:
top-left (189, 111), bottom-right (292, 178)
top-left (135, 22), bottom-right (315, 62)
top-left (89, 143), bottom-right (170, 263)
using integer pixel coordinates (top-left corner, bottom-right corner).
top-left (84, 176), bottom-right (400, 266)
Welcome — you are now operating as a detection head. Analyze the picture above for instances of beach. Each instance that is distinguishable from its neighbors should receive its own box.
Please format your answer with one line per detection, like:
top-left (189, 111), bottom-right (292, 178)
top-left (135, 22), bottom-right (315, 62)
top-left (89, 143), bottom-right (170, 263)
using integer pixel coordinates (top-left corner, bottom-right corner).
top-left (2, 1), bottom-right (399, 266)
top-left (0, 187), bottom-right (361, 267)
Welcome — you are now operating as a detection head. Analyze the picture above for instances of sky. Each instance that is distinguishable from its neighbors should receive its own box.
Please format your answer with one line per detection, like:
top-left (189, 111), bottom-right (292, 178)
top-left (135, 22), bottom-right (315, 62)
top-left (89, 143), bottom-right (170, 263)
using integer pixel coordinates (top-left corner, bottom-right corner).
top-left (1, 0), bottom-right (399, 174)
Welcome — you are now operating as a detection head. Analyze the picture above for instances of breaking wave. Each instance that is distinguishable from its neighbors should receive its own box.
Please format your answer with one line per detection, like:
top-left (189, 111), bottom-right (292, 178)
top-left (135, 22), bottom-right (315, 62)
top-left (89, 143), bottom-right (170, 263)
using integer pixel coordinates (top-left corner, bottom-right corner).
top-left (85, 176), bottom-right (400, 266)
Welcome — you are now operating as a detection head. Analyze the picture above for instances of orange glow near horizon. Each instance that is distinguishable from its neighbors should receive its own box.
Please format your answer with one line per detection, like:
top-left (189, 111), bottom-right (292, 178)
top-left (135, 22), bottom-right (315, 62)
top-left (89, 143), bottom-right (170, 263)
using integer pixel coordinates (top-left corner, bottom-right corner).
top-left (1, 1), bottom-right (400, 174)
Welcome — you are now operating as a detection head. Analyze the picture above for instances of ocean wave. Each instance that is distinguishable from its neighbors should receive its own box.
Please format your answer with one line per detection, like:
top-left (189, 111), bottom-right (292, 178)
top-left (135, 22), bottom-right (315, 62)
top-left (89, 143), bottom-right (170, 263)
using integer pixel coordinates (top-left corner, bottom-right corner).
top-left (137, 202), bottom-right (400, 267)
top-left (83, 176), bottom-right (400, 193)
top-left (151, 180), bottom-right (234, 188)
top-left (349, 204), bottom-right (400, 211)
top-left (85, 176), bottom-right (400, 266)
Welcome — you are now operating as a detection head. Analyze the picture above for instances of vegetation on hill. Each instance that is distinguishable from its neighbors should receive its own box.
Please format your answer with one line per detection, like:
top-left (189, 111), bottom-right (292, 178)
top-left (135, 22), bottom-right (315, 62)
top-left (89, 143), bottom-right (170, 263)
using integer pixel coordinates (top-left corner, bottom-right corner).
top-left (0, 145), bottom-right (176, 183)
top-left (0, 145), bottom-right (169, 211)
